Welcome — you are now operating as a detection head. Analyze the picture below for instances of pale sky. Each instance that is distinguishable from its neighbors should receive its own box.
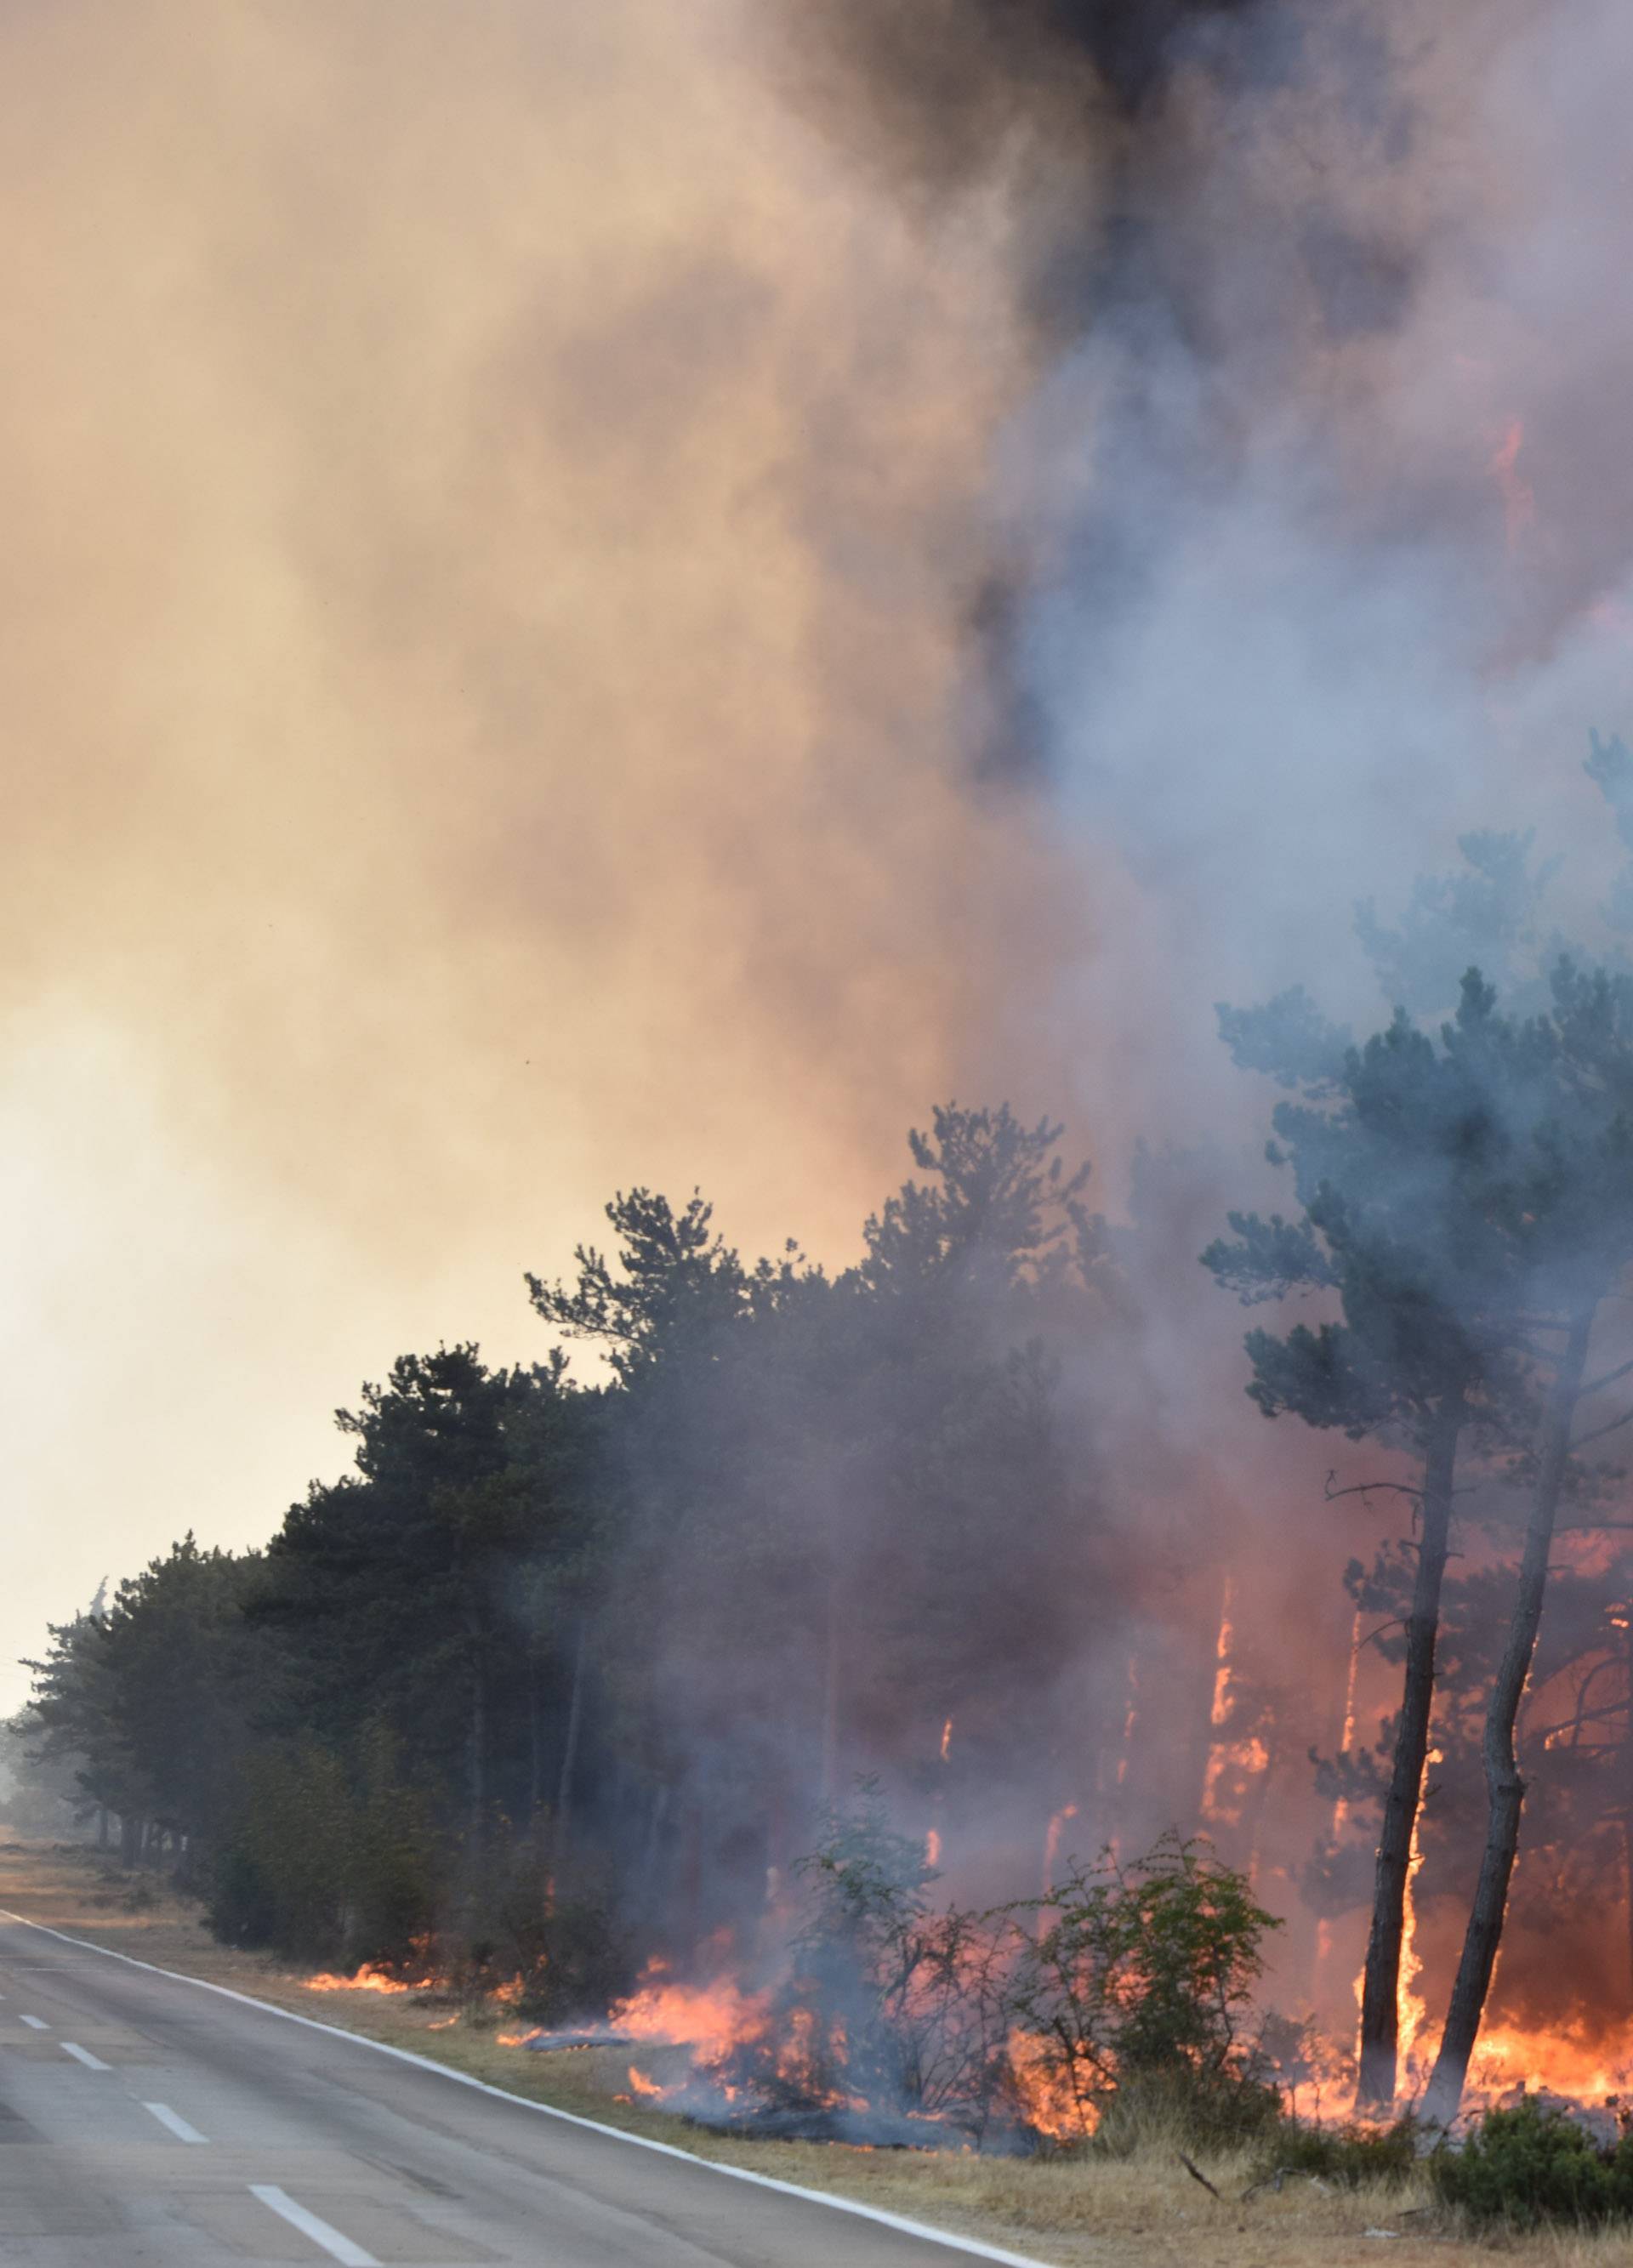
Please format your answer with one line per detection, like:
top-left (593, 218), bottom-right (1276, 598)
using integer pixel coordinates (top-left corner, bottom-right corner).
top-left (0, 1), bottom-right (1074, 1708)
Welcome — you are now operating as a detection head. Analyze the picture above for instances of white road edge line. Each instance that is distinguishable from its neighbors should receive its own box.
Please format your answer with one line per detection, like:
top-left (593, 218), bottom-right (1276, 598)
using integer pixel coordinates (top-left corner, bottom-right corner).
top-left (0, 1910), bottom-right (1055, 2268)
top-left (60, 2041), bottom-right (111, 2070)
top-left (250, 2186), bottom-right (378, 2266)
top-left (144, 2100), bottom-right (207, 2143)
top-left (17, 2014), bottom-right (47, 2030)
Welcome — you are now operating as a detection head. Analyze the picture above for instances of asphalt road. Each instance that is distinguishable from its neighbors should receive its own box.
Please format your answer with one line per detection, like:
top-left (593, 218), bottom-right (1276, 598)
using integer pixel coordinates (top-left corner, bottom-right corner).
top-left (0, 1912), bottom-right (1046, 2266)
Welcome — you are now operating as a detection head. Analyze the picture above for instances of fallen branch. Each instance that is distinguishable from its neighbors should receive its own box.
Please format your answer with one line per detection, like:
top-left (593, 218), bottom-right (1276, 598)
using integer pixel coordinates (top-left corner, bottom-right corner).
top-left (1178, 2151), bottom-right (1221, 2201)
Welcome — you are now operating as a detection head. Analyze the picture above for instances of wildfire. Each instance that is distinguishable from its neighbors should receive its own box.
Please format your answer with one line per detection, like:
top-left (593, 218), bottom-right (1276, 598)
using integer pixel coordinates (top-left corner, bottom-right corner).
top-left (1210, 1578), bottom-right (1237, 1728)
top-left (1394, 1747), bottom-right (1438, 2069)
top-left (925, 1827), bottom-right (942, 1868)
top-left (940, 1717), bottom-right (953, 1762)
top-left (1042, 1804), bottom-right (1078, 1894)
top-left (1329, 1608), bottom-right (1365, 1843)
top-left (1200, 1578), bottom-right (1272, 1827)
top-left (1463, 2022), bottom-right (1633, 2109)
top-left (609, 1957), bottom-right (771, 2064)
top-left (1006, 2026), bottom-right (1096, 2142)
top-left (304, 1962), bottom-right (432, 1996)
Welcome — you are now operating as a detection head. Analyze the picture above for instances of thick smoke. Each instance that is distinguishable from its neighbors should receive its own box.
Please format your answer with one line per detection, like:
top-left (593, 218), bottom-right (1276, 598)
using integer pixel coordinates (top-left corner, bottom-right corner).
top-left (743, 0), bottom-right (1633, 2045)
top-left (15, 0), bottom-right (1633, 2067)
top-left (0, 0), bottom-right (1080, 1698)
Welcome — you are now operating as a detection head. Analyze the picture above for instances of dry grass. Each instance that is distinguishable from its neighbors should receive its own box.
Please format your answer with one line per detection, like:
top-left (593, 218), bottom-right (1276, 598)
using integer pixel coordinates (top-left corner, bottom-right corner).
top-left (6, 1838), bottom-right (1633, 2267)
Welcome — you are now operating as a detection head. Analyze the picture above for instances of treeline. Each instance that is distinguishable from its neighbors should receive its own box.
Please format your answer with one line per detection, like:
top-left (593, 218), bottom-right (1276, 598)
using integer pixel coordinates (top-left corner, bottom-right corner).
top-left (25, 737), bottom-right (1633, 2128)
top-left (25, 1105), bottom-right (1120, 2015)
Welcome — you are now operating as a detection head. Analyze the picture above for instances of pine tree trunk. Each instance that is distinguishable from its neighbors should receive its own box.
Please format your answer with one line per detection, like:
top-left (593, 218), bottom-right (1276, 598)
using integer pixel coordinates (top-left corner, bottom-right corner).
top-left (1422, 1308), bottom-right (1595, 2127)
top-left (1356, 1388), bottom-right (1466, 2112)
top-left (554, 1617), bottom-right (587, 1862)
top-left (467, 1601), bottom-right (488, 1859)
top-left (527, 1639), bottom-right (544, 1824)
top-left (820, 1580), bottom-right (841, 1803)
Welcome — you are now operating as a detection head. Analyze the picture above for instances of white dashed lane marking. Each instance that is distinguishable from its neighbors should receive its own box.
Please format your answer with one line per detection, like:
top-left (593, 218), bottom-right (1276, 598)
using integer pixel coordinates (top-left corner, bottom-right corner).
top-left (144, 2100), bottom-right (207, 2143)
top-left (17, 2015), bottom-right (47, 2031)
top-left (249, 2186), bottom-right (378, 2265)
top-left (60, 2042), bottom-right (110, 2070)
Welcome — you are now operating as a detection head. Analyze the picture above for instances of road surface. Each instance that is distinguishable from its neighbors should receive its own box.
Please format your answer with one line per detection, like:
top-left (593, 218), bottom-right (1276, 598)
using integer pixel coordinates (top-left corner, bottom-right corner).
top-left (0, 1912), bottom-right (1045, 2265)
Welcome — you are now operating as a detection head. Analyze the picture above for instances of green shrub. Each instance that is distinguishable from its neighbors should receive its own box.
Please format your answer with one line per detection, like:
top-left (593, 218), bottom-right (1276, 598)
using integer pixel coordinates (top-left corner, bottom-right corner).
top-left (1262, 2117), bottom-right (1420, 2188)
top-left (1092, 2064), bottom-right (1283, 2157)
top-left (1431, 2095), bottom-right (1633, 2227)
top-left (207, 1734), bottom-right (441, 1968)
top-left (1006, 1830), bottom-right (1283, 2146)
top-left (208, 1742), bottom-right (353, 1960)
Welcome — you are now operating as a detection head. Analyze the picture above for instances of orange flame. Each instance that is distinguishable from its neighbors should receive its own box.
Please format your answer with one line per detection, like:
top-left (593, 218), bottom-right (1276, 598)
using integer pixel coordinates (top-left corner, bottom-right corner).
top-left (1209, 1578), bottom-right (1237, 1729)
top-left (1007, 2026), bottom-right (1098, 2141)
top-left (1462, 2021), bottom-right (1633, 2107)
top-left (304, 1962), bottom-right (432, 1996)
top-left (940, 1717), bottom-right (953, 1762)
top-left (609, 1958), bottom-right (771, 2062)
top-left (1329, 1607), bottom-right (1365, 1842)
top-left (1396, 1746), bottom-right (1439, 2068)
top-left (1042, 1804), bottom-right (1078, 1895)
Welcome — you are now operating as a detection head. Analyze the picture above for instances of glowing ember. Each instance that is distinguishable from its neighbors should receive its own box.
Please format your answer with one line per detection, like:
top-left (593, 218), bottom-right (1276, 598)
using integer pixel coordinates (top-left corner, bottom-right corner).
top-left (925, 1827), bottom-right (942, 1868)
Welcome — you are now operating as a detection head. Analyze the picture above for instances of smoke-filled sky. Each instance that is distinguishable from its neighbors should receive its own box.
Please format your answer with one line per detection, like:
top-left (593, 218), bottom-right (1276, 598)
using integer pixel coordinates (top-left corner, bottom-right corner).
top-left (9, 1), bottom-right (1633, 1710)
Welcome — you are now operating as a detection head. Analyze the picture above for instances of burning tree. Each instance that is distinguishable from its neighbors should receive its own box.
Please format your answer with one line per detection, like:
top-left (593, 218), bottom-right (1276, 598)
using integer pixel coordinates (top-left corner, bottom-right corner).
top-left (1422, 962), bottom-right (1633, 2122)
top-left (1206, 971), bottom-right (1531, 2110)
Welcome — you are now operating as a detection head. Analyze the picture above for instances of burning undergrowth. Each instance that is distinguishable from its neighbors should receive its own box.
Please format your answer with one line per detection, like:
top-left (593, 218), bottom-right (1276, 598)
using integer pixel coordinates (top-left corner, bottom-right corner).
top-left (518, 1793), bottom-right (1294, 2156)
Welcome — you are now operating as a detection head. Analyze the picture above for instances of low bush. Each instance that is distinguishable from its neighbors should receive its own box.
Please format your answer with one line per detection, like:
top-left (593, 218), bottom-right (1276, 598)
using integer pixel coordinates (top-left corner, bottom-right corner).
top-left (1431, 2095), bottom-right (1633, 2227)
top-left (1091, 2064), bottom-right (1283, 2157)
top-left (1260, 2117), bottom-right (1420, 2188)
top-left (1006, 1828), bottom-right (1283, 2148)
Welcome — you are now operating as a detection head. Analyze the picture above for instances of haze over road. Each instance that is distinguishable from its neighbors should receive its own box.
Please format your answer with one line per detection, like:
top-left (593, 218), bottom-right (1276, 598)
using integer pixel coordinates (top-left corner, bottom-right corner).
top-left (0, 1915), bottom-right (1039, 2266)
